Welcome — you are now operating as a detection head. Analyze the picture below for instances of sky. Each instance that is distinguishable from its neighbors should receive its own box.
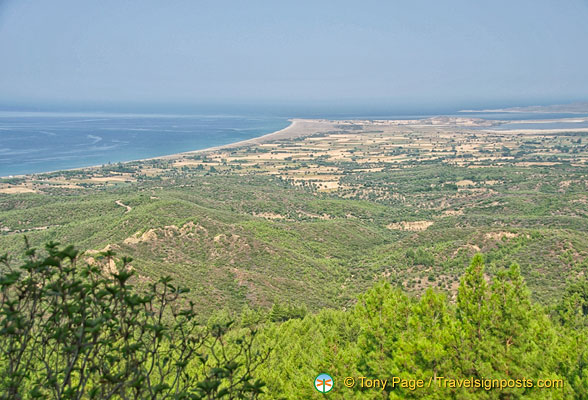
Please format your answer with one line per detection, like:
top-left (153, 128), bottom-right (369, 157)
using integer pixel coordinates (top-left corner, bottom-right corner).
top-left (0, 0), bottom-right (587, 113)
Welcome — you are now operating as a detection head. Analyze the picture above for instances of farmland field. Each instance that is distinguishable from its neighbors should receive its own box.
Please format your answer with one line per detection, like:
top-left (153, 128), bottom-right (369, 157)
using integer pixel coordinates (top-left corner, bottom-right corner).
top-left (2, 117), bottom-right (587, 311)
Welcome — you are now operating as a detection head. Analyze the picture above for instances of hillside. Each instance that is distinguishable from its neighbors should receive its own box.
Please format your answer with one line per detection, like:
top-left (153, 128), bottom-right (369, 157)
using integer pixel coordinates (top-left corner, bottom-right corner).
top-left (1, 118), bottom-right (587, 313)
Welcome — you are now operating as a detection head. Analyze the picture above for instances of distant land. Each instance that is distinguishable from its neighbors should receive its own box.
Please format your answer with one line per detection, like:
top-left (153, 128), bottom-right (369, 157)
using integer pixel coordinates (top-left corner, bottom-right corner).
top-left (459, 101), bottom-right (588, 114)
top-left (2, 114), bottom-right (587, 309)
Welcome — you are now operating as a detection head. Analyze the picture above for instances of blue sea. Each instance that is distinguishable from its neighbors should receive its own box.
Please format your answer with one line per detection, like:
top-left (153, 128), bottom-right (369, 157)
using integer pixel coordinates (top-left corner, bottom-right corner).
top-left (0, 112), bottom-right (290, 177)
top-left (2, 109), bottom-right (588, 177)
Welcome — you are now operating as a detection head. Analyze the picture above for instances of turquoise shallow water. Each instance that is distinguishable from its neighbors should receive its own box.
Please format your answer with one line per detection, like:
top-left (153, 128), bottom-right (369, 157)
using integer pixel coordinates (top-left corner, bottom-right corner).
top-left (0, 113), bottom-right (289, 176)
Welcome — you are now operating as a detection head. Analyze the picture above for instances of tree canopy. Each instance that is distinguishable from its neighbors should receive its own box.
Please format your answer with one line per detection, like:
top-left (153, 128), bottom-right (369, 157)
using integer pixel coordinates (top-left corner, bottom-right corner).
top-left (1, 244), bottom-right (587, 399)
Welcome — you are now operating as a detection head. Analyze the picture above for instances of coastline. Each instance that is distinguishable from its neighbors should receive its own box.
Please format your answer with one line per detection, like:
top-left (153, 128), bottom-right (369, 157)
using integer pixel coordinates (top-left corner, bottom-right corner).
top-left (1, 118), bottom-right (326, 179)
top-left (5, 115), bottom-right (588, 179)
top-left (146, 118), bottom-right (299, 161)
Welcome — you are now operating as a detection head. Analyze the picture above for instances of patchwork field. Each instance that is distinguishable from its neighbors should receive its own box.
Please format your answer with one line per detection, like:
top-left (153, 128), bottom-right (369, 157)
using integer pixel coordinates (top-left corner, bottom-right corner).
top-left (1, 117), bottom-right (588, 311)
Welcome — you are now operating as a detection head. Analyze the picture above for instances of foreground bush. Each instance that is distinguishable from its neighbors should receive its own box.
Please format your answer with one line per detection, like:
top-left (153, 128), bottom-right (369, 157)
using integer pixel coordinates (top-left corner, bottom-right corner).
top-left (0, 241), bottom-right (266, 399)
top-left (2, 241), bottom-right (587, 399)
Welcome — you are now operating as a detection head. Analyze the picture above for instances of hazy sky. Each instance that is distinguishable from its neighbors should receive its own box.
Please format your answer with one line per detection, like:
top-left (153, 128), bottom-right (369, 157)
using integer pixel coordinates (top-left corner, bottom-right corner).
top-left (0, 0), bottom-right (587, 111)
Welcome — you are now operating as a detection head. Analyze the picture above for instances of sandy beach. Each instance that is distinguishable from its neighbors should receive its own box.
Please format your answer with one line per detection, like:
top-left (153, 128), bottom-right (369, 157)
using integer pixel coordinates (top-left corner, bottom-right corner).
top-left (1, 118), bottom-right (334, 179)
top-left (147, 118), bottom-right (337, 161)
top-left (4, 115), bottom-right (587, 181)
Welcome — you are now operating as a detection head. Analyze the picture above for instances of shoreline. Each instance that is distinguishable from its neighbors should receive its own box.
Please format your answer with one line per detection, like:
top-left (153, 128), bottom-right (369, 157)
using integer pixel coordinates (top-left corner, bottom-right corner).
top-left (144, 118), bottom-right (301, 161)
top-left (2, 118), bottom-right (312, 179)
top-left (4, 115), bottom-right (588, 179)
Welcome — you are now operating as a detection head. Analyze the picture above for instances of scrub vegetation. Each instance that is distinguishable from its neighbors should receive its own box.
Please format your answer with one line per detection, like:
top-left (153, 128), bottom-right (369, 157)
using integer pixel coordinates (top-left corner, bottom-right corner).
top-left (1, 119), bottom-right (588, 397)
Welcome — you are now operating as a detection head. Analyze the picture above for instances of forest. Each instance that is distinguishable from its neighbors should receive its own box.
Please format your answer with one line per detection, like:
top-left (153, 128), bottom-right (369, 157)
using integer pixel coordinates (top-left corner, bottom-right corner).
top-left (1, 244), bottom-right (587, 399)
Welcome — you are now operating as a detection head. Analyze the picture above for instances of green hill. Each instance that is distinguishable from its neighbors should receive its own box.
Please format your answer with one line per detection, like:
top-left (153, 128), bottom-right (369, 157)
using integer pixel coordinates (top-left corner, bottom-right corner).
top-left (2, 168), bottom-right (587, 314)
